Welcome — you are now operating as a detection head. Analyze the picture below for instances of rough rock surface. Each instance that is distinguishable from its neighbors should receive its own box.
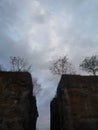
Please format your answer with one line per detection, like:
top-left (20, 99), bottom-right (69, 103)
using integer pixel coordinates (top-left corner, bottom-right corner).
top-left (0, 72), bottom-right (38, 130)
top-left (51, 75), bottom-right (98, 130)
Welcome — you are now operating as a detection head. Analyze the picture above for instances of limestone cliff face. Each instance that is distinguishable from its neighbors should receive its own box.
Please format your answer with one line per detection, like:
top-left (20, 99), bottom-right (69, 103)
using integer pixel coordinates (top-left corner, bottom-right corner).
top-left (51, 75), bottom-right (98, 130)
top-left (0, 72), bottom-right (38, 130)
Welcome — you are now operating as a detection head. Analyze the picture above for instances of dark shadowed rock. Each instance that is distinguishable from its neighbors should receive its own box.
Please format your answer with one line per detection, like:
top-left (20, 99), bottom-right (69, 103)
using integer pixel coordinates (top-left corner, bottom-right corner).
top-left (0, 72), bottom-right (38, 130)
top-left (50, 75), bottom-right (98, 130)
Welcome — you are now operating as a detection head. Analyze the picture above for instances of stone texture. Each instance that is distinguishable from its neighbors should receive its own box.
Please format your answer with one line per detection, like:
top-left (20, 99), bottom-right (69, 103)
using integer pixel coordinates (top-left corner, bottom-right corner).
top-left (0, 72), bottom-right (38, 130)
top-left (51, 75), bottom-right (98, 130)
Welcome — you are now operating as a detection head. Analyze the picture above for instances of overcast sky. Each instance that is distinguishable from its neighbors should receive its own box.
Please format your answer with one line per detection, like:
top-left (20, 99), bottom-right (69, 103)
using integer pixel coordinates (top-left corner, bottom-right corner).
top-left (1, 0), bottom-right (98, 130)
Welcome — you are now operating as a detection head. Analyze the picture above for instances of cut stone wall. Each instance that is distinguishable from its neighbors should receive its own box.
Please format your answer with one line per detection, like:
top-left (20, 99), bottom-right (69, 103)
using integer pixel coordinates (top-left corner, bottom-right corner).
top-left (0, 72), bottom-right (38, 130)
top-left (51, 75), bottom-right (98, 130)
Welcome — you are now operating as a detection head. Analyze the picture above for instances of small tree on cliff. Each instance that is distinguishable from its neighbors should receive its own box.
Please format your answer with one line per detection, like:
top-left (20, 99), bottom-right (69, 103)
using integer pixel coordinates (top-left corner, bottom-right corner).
top-left (50, 55), bottom-right (75, 75)
top-left (10, 56), bottom-right (31, 72)
top-left (9, 56), bottom-right (41, 95)
top-left (79, 55), bottom-right (98, 75)
top-left (33, 77), bottom-right (42, 96)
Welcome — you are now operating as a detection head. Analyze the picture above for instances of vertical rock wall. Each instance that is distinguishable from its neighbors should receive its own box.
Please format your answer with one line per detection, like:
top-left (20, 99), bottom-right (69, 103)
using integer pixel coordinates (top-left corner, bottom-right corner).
top-left (0, 72), bottom-right (38, 130)
top-left (50, 75), bottom-right (98, 130)
top-left (50, 94), bottom-right (73, 130)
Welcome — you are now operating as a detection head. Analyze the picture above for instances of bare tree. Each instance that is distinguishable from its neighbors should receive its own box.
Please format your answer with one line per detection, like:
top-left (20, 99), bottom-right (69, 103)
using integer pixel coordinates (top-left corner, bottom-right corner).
top-left (10, 56), bottom-right (31, 72)
top-left (79, 55), bottom-right (98, 75)
top-left (50, 55), bottom-right (75, 75)
top-left (32, 77), bottom-right (42, 96)
top-left (9, 56), bottom-right (42, 95)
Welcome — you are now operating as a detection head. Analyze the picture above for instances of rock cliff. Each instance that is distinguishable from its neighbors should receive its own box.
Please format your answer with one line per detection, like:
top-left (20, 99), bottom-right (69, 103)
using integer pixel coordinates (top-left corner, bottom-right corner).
top-left (0, 72), bottom-right (38, 130)
top-left (51, 75), bottom-right (98, 130)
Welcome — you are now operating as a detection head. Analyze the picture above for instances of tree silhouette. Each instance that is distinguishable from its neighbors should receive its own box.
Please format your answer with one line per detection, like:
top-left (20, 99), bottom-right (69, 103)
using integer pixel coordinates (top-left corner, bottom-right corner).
top-left (10, 56), bottom-right (31, 72)
top-left (80, 55), bottom-right (98, 75)
top-left (50, 55), bottom-right (75, 75)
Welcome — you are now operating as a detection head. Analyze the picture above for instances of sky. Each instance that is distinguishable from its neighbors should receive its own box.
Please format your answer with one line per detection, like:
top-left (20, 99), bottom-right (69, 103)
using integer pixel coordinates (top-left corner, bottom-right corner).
top-left (0, 0), bottom-right (98, 130)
